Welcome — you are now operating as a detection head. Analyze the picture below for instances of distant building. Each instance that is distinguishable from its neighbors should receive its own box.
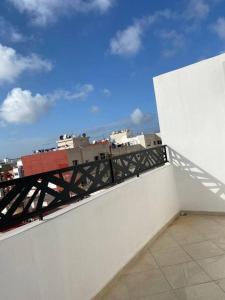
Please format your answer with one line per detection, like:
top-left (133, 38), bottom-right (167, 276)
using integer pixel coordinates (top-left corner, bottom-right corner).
top-left (21, 130), bottom-right (161, 177)
top-left (110, 129), bottom-right (132, 145)
top-left (110, 130), bottom-right (162, 148)
top-left (3, 157), bottom-right (18, 165)
top-left (127, 133), bottom-right (162, 148)
top-left (57, 134), bottom-right (90, 150)
top-left (12, 159), bottom-right (24, 179)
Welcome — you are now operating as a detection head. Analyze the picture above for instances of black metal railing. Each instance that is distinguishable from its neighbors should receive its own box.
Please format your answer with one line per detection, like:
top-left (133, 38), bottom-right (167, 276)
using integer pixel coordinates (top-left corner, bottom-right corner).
top-left (0, 145), bottom-right (167, 229)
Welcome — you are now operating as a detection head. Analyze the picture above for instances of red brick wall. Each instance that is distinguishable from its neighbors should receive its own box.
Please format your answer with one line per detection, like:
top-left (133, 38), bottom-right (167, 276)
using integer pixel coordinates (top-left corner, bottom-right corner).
top-left (22, 150), bottom-right (69, 176)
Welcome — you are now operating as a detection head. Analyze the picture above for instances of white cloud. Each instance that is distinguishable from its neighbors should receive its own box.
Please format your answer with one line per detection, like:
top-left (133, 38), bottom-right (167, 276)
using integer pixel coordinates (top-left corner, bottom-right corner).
top-left (0, 44), bottom-right (52, 84)
top-left (110, 23), bottom-right (143, 56)
top-left (91, 105), bottom-right (100, 113)
top-left (185, 0), bottom-right (210, 20)
top-left (158, 30), bottom-right (185, 58)
top-left (0, 83), bottom-right (94, 125)
top-left (109, 9), bottom-right (173, 56)
top-left (130, 108), bottom-right (144, 125)
top-left (51, 84), bottom-right (94, 101)
top-left (211, 17), bottom-right (225, 40)
top-left (0, 17), bottom-right (25, 43)
top-left (103, 88), bottom-right (111, 97)
top-left (130, 108), bottom-right (151, 125)
top-left (0, 88), bottom-right (51, 124)
top-left (93, 0), bottom-right (113, 12)
top-left (9, 0), bottom-right (114, 26)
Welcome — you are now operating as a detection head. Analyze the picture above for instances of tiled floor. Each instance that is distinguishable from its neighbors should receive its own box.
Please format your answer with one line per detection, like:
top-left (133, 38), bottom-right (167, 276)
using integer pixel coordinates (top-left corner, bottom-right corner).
top-left (98, 214), bottom-right (225, 300)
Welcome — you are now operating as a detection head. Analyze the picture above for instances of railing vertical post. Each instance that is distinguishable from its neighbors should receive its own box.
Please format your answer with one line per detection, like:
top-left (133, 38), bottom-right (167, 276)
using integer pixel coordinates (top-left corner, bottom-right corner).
top-left (164, 145), bottom-right (168, 163)
top-left (109, 157), bottom-right (115, 184)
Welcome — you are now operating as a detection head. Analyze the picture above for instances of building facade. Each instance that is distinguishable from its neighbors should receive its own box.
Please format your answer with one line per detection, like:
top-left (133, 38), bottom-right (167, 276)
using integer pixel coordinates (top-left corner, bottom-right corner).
top-left (110, 130), bottom-right (162, 148)
top-left (21, 131), bottom-right (160, 176)
top-left (22, 141), bottom-right (142, 176)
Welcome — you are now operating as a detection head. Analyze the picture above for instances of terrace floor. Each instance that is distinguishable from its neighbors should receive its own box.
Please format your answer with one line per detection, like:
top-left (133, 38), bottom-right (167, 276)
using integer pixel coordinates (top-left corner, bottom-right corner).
top-left (98, 214), bottom-right (225, 300)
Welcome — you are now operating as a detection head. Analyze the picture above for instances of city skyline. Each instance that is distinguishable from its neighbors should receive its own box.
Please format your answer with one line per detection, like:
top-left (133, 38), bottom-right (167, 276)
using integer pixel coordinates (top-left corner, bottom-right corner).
top-left (0, 0), bottom-right (225, 157)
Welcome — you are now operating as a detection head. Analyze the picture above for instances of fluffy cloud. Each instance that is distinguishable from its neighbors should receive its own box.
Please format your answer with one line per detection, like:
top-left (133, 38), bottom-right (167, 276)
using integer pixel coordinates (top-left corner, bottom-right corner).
top-left (0, 83), bottom-right (94, 125)
top-left (103, 88), bottom-right (111, 97)
top-left (0, 88), bottom-right (51, 124)
top-left (130, 108), bottom-right (151, 125)
top-left (158, 30), bottom-right (185, 57)
top-left (109, 9), bottom-right (173, 56)
top-left (91, 105), bottom-right (100, 113)
top-left (211, 17), bottom-right (225, 40)
top-left (51, 84), bottom-right (94, 101)
top-left (0, 17), bottom-right (25, 43)
top-left (185, 0), bottom-right (210, 20)
top-left (130, 108), bottom-right (144, 125)
top-left (0, 44), bottom-right (52, 84)
top-left (110, 24), bottom-right (143, 56)
top-left (109, 1), bottom-right (221, 58)
top-left (9, 0), bottom-right (114, 26)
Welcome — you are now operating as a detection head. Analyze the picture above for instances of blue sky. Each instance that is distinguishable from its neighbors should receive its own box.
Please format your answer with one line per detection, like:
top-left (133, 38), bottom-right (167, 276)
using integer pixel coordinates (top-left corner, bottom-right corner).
top-left (0, 0), bottom-right (225, 157)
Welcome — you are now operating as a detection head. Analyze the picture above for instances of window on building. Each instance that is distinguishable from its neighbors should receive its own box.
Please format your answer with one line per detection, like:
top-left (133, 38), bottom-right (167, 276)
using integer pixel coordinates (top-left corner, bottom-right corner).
top-left (153, 141), bottom-right (156, 145)
top-left (72, 160), bottom-right (78, 166)
top-left (100, 153), bottom-right (106, 160)
top-left (94, 156), bottom-right (99, 161)
top-left (157, 140), bottom-right (162, 145)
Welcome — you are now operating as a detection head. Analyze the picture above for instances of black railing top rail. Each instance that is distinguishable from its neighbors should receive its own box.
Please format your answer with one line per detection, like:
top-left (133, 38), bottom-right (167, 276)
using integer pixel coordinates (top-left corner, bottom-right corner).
top-left (0, 157), bottom-right (111, 188)
top-left (0, 145), bottom-right (167, 230)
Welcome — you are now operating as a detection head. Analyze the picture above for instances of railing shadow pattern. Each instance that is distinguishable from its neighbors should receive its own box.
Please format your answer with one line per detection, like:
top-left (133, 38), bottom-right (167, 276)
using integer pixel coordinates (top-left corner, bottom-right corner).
top-left (168, 147), bottom-right (225, 202)
top-left (0, 146), bottom-right (167, 229)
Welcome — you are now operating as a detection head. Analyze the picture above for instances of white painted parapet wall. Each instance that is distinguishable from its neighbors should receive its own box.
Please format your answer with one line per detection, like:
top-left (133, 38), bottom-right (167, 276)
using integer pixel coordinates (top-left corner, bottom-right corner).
top-left (154, 53), bottom-right (225, 212)
top-left (0, 165), bottom-right (179, 300)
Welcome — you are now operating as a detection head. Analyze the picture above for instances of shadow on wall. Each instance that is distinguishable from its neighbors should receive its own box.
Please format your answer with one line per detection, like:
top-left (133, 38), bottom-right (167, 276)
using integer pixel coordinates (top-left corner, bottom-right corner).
top-left (167, 147), bottom-right (225, 212)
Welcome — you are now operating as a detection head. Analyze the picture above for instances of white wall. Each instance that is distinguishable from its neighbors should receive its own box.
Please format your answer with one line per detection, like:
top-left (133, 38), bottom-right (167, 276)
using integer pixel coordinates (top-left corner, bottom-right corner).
top-left (0, 165), bottom-right (179, 300)
top-left (169, 148), bottom-right (225, 212)
top-left (154, 53), bottom-right (225, 212)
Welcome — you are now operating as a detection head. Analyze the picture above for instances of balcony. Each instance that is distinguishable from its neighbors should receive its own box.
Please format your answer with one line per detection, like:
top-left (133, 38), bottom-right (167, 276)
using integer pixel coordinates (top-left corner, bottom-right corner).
top-left (1, 146), bottom-right (225, 300)
top-left (1, 54), bottom-right (225, 300)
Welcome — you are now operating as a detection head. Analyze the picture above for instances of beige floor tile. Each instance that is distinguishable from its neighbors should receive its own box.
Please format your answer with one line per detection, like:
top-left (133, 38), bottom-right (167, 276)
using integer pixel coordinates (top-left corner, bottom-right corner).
top-left (168, 221), bottom-right (207, 244)
top-left (98, 216), bottom-right (225, 300)
top-left (169, 229), bottom-right (206, 245)
top-left (133, 291), bottom-right (179, 300)
top-left (152, 247), bottom-right (192, 267)
top-left (182, 241), bottom-right (224, 259)
top-left (174, 282), bottom-right (225, 300)
top-left (197, 254), bottom-right (225, 280)
top-left (167, 223), bottom-right (193, 235)
top-left (161, 261), bottom-right (210, 289)
top-left (212, 236), bottom-right (225, 250)
top-left (193, 224), bottom-right (225, 239)
top-left (148, 233), bottom-right (179, 253)
top-left (124, 251), bottom-right (158, 275)
top-left (209, 216), bottom-right (225, 227)
top-left (123, 269), bottom-right (171, 299)
top-left (99, 279), bottom-right (130, 300)
top-left (216, 278), bottom-right (225, 292)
